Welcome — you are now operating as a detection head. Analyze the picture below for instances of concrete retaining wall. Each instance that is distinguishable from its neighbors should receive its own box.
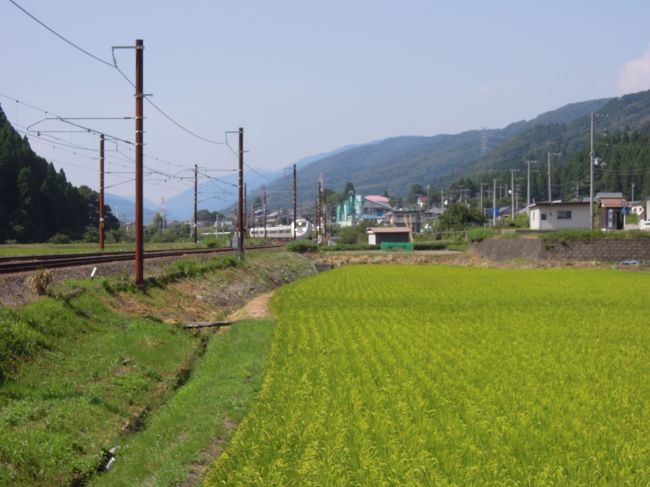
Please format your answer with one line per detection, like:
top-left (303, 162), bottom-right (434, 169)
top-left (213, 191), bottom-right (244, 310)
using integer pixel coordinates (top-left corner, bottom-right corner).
top-left (475, 237), bottom-right (650, 262)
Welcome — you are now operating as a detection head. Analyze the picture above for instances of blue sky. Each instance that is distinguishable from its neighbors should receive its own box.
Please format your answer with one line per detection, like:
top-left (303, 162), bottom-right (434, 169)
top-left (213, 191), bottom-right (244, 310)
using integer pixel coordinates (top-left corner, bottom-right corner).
top-left (3, 0), bottom-right (650, 202)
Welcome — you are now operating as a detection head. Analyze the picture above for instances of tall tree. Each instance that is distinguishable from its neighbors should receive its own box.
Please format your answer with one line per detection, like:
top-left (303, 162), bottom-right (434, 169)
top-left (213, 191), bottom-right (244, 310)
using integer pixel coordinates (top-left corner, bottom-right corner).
top-left (0, 104), bottom-right (119, 242)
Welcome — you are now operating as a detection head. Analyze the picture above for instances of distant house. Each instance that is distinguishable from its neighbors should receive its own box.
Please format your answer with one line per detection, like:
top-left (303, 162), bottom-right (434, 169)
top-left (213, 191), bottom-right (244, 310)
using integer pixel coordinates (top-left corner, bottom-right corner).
top-left (599, 197), bottom-right (627, 230)
top-left (416, 195), bottom-right (429, 209)
top-left (382, 209), bottom-right (423, 232)
top-left (628, 201), bottom-right (645, 218)
top-left (362, 195), bottom-right (393, 221)
top-left (335, 193), bottom-right (393, 227)
top-left (529, 202), bottom-right (591, 230)
top-left (367, 227), bottom-right (412, 246)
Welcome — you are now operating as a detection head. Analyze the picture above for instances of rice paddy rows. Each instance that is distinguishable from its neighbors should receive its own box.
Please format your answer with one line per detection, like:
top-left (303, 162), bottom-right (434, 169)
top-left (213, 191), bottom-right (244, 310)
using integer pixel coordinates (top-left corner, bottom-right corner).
top-left (204, 265), bottom-right (650, 486)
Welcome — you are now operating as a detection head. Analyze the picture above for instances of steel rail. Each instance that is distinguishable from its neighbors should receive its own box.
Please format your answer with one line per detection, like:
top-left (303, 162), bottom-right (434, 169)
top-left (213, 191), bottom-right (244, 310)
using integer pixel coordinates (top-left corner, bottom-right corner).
top-left (0, 244), bottom-right (283, 274)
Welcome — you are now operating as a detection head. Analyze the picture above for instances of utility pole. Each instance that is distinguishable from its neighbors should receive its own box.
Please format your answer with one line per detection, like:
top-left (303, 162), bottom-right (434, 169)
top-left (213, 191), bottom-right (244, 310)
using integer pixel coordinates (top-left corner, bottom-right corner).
top-left (547, 150), bottom-right (561, 202)
top-left (440, 189), bottom-right (445, 209)
top-left (511, 169), bottom-right (517, 219)
top-left (631, 182), bottom-right (635, 202)
top-left (237, 127), bottom-right (245, 258)
top-left (525, 159), bottom-right (537, 214)
top-left (99, 134), bottom-right (105, 251)
top-left (479, 183), bottom-right (486, 213)
top-left (547, 150), bottom-right (552, 202)
top-left (590, 112), bottom-right (595, 230)
top-left (134, 38), bottom-right (144, 287)
top-left (193, 164), bottom-right (198, 244)
top-left (316, 181), bottom-right (321, 240)
top-left (244, 183), bottom-right (247, 235)
top-left (322, 190), bottom-right (328, 238)
top-left (263, 190), bottom-right (267, 239)
top-left (492, 178), bottom-right (498, 227)
top-left (292, 163), bottom-right (297, 239)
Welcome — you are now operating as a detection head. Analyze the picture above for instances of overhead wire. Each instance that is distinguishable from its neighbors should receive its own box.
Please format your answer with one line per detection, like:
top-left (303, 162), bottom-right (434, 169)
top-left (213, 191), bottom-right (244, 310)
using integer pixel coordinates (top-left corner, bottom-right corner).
top-left (9, 0), bottom-right (239, 187)
top-left (7, 0), bottom-right (115, 67)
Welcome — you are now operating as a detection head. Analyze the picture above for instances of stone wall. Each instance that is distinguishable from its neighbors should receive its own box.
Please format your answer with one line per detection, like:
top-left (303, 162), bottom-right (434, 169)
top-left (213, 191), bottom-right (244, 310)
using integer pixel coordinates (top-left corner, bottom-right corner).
top-left (475, 237), bottom-right (650, 262)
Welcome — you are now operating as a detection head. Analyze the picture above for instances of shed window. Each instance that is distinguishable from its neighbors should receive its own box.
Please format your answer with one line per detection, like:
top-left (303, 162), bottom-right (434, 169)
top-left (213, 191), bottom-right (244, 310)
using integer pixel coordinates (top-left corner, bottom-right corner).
top-left (541, 213), bottom-right (547, 221)
top-left (557, 210), bottom-right (572, 219)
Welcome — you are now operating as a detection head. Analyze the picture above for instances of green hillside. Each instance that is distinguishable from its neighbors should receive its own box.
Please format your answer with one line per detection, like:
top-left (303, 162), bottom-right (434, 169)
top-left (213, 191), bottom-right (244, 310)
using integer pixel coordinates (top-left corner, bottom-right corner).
top-left (457, 91), bottom-right (650, 205)
top-left (254, 96), bottom-right (613, 210)
top-left (0, 105), bottom-right (119, 243)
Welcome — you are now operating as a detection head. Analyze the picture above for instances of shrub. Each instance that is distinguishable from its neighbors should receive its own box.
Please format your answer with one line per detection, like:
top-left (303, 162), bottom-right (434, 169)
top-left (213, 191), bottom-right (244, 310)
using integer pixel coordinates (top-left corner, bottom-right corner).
top-left (82, 225), bottom-right (98, 243)
top-left (286, 240), bottom-right (319, 253)
top-left (539, 229), bottom-right (604, 242)
top-left (413, 241), bottom-right (448, 250)
top-left (322, 243), bottom-right (376, 251)
top-left (48, 233), bottom-right (71, 244)
top-left (467, 227), bottom-right (497, 243)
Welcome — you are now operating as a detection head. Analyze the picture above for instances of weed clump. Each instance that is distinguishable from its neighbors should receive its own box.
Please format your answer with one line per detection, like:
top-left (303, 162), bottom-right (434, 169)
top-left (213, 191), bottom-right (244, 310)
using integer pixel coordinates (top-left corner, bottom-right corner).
top-left (28, 269), bottom-right (52, 295)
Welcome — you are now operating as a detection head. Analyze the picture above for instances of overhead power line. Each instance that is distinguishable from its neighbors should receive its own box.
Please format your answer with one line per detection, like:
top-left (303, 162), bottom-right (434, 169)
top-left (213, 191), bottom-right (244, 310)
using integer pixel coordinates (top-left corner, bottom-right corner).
top-left (7, 0), bottom-right (115, 67)
top-left (9, 0), bottom-right (232, 149)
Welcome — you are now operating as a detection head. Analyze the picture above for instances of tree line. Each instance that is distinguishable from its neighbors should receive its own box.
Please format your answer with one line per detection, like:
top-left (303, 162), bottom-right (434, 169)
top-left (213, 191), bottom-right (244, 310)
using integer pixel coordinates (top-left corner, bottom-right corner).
top-left (438, 131), bottom-right (650, 209)
top-left (0, 105), bottom-right (119, 243)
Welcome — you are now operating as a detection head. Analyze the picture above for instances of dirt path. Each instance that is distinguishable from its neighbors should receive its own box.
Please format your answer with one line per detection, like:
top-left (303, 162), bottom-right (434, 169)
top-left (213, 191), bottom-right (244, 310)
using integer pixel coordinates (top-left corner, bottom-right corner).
top-left (228, 291), bottom-right (275, 321)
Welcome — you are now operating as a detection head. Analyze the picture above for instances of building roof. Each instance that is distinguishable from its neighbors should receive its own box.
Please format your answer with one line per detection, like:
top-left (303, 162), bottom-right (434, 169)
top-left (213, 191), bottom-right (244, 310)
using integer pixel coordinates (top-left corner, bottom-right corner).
top-left (365, 195), bottom-right (390, 204)
top-left (368, 227), bottom-right (412, 234)
top-left (600, 197), bottom-right (627, 208)
top-left (595, 192), bottom-right (623, 199)
top-left (530, 201), bottom-right (590, 209)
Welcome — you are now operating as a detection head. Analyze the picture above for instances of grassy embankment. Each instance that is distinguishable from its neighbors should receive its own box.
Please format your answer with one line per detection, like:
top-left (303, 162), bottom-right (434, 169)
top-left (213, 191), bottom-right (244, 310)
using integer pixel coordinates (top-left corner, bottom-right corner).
top-left (0, 251), bottom-right (313, 486)
top-left (205, 265), bottom-right (650, 485)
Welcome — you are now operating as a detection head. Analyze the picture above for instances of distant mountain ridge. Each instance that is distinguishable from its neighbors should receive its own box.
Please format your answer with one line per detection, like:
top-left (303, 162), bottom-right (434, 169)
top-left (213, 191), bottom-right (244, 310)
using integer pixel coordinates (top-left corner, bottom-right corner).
top-left (114, 90), bottom-right (650, 219)
top-left (252, 94), bottom-right (618, 210)
top-left (161, 142), bottom-right (379, 220)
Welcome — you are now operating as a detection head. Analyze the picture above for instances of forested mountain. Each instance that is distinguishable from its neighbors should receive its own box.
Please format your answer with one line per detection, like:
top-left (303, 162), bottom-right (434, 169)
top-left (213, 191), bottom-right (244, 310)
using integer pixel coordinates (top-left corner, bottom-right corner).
top-left (252, 95), bottom-right (613, 210)
top-left (448, 91), bottom-right (650, 206)
top-left (0, 105), bottom-right (118, 243)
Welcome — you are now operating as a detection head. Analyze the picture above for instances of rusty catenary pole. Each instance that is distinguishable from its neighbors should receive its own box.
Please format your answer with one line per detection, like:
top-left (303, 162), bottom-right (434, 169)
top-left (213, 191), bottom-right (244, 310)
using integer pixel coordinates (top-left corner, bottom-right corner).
top-left (134, 38), bottom-right (144, 287)
top-left (237, 127), bottom-right (245, 258)
top-left (99, 133), bottom-right (105, 251)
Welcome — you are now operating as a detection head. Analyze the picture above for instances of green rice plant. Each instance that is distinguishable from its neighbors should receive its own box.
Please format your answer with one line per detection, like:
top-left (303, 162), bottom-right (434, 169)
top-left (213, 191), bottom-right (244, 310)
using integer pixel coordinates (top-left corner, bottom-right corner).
top-left (204, 265), bottom-right (650, 486)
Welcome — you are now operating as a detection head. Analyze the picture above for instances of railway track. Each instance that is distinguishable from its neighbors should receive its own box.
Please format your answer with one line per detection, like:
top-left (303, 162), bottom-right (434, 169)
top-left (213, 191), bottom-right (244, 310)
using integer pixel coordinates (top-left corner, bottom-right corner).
top-left (0, 244), bottom-right (284, 274)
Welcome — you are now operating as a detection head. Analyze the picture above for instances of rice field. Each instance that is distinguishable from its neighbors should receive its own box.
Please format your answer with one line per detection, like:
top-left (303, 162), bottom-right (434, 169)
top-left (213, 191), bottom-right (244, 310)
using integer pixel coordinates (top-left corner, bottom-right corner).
top-left (204, 265), bottom-right (650, 486)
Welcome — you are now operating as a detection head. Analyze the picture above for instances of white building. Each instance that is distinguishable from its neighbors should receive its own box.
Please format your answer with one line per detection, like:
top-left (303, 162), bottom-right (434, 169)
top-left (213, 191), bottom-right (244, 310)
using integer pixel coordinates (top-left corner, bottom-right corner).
top-left (529, 202), bottom-right (591, 230)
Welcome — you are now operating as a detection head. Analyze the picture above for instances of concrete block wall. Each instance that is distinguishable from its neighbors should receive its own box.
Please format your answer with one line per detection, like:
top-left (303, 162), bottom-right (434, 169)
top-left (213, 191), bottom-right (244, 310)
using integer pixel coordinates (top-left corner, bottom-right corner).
top-left (475, 237), bottom-right (650, 262)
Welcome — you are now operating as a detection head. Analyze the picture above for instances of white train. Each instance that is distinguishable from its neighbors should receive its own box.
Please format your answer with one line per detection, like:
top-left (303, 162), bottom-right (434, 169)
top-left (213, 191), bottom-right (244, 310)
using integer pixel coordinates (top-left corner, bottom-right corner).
top-left (249, 218), bottom-right (313, 240)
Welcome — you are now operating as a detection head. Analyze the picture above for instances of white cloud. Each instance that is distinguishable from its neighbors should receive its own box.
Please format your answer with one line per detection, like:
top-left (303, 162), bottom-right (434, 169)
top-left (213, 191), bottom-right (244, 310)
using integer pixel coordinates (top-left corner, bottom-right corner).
top-left (618, 46), bottom-right (650, 94)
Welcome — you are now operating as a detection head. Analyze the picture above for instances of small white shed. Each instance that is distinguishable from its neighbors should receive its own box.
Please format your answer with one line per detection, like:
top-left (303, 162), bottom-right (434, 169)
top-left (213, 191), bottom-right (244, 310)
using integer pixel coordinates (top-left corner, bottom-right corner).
top-left (529, 202), bottom-right (591, 230)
